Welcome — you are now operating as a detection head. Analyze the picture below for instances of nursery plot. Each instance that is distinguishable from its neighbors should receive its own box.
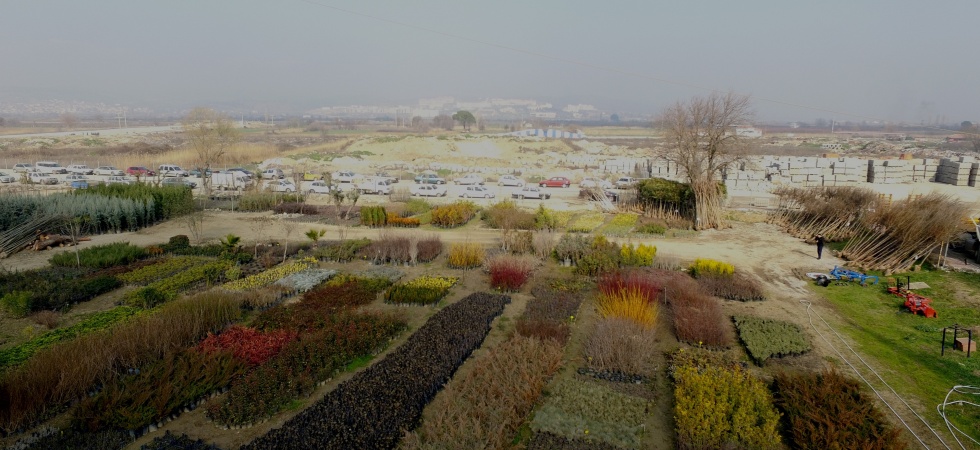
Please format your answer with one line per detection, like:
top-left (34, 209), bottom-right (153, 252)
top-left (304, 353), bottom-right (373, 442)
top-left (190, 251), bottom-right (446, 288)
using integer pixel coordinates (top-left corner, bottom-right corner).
top-left (669, 349), bottom-right (782, 450)
top-left (774, 370), bottom-right (906, 450)
top-left (222, 258), bottom-right (317, 291)
top-left (244, 292), bottom-right (510, 450)
top-left (733, 315), bottom-right (811, 364)
top-left (567, 212), bottom-right (606, 233)
top-left (402, 335), bottom-right (563, 449)
top-left (530, 377), bottom-right (652, 449)
top-left (384, 275), bottom-right (458, 305)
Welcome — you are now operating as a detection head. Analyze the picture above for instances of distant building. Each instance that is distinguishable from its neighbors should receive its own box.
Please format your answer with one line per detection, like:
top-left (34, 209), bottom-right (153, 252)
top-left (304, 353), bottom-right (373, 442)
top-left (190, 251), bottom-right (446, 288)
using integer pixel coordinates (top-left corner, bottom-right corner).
top-left (503, 129), bottom-right (584, 139)
top-left (735, 126), bottom-right (763, 138)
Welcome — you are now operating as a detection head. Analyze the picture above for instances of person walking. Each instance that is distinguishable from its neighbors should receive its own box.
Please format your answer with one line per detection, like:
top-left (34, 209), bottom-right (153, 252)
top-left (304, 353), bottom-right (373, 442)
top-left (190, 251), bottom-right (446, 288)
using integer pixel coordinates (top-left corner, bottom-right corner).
top-left (815, 234), bottom-right (825, 260)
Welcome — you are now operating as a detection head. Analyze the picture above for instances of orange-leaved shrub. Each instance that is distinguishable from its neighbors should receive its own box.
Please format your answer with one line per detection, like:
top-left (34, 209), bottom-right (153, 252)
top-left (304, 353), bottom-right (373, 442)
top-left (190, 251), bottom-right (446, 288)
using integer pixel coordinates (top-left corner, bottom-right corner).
top-left (774, 369), bottom-right (906, 450)
top-left (447, 242), bottom-right (484, 269)
top-left (430, 201), bottom-right (478, 228)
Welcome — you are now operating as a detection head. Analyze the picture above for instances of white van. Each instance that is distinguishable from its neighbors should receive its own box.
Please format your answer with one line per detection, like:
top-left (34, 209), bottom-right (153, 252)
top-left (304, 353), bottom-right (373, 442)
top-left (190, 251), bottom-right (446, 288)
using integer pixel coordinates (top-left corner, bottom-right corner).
top-left (262, 168), bottom-right (285, 179)
top-left (158, 164), bottom-right (189, 177)
top-left (35, 161), bottom-right (67, 174)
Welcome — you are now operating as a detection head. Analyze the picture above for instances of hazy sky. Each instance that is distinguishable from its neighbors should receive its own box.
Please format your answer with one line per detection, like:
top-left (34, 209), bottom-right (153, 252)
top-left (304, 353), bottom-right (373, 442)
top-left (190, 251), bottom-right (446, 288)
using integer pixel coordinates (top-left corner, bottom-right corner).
top-left (2, 1), bottom-right (978, 122)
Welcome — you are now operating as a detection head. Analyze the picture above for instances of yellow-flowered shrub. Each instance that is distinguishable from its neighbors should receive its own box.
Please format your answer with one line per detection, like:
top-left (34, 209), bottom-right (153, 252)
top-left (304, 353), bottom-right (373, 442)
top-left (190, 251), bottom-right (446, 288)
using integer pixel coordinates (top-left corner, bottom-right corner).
top-left (385, 275), bottom-right (459, 305)
top-left (688, 258), bottom-right (734, 278)
top-left (620, 243), bottom-right (656, 267)
top-left (672, 362), bottom-right (781, 450)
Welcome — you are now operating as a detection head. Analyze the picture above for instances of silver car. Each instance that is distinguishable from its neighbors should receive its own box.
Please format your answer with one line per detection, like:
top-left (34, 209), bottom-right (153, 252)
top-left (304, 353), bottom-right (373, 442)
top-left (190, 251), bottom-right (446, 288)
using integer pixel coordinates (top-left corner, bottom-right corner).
top-left (95, 166), bottom-right (125, 176)
top-left (0, 171), bottom-right (15, 183)
top-left (459, 186), bottom-right (495, 199)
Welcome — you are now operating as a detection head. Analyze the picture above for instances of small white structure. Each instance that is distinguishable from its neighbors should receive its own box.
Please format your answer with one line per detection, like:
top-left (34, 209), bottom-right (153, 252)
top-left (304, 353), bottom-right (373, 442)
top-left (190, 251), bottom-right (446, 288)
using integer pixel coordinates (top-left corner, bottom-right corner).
top-left (735, 126), bottom-right (762, 138)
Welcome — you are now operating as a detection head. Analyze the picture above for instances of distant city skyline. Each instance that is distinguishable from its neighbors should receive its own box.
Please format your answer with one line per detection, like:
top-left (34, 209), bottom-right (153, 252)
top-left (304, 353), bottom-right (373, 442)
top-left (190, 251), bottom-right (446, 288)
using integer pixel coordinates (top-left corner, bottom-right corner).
top-left (2, 1), bottom-right (978, 124)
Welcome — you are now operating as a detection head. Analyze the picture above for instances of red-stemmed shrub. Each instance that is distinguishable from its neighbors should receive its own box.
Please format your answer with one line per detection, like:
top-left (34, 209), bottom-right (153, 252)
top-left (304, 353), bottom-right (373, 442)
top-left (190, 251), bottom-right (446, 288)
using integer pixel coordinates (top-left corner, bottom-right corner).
top-left (598, 270), bottom-right (662, 303)
top-left (486, 254), bottom-right (536, 292)
top-left (198, 325), bottom-right (298, 366)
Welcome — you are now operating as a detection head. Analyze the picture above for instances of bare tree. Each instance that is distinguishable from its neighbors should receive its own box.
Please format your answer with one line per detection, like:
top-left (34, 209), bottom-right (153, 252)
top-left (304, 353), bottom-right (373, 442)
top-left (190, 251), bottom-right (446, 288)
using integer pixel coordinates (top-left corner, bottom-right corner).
top-left (660, 92), bottom-right (751, 230)
top-left (62, 216), bottom-right (90, 267)
top-left (248, 216), bottom-right (272, 257)
top-left (281, 220), bottom-right (298, 262)
top-left (60, 113), bottom-right (78, 131)
top-left (183, 107), bottom-right (240, 199)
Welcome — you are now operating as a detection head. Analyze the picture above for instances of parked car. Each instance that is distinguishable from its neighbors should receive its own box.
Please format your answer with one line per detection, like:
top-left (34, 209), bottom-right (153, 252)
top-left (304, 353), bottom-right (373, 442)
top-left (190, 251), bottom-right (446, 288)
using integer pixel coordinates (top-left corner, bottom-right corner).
top-left (357, 177), bottom-right (393, 195)
top-left (70, 180), bottom-right (89, 189)
top-left (375, 171), bottom-right (399, 183)
top-left (302, 172), bottom-right (323, 181)
top-left (333, 171), bottom-right (358, 183)
top-left (158, 164), bottom-right (189, 177)
top-left (414, 171), bottom-right (446, 184)
top-left (63, 174), bottom-right (90, 185)
top-left (454, 174), bottom-right (485, 185)
top-left (261, 168), bottom-right (285, 179)
top-left (0, 172), bottom-right (15, 183)
top-left (267, 179), bottom-right (296, 193)
top-left (580, 177), bottom-right (613, 189)
top-left (615, 176), bottom-right (638, 189)
top-left (411, 184), bottom-right (448, 197)
top-left (162, 177), bottom-right (197, 188)
top-left (512, 185), bottom-right (551, 200)
top-left (13, 163), bottom-right (34, 173)
top-left (460, 185), bottom-right (495, 199)
top-left (35, 161), bottom-right (67, 174)
top-left (212, 172), bottom-right (253, 190)
top-left (226, 168), bottom-right (253, 179)
top-left (28, 172), bottom-right (58, 185)
top-left (539, 176), bottom-right (571, 188)
top-left (189, 168), bottom-right (213, 178)
top-left (106, 176), bottom-right (134, 185)
top-left (126, 166), bottom-right (156, 177)
top-left (497, 175), bottom-right (525, 187)
top-left (304, 180), bottom-right (332, 194)
top-left (95, 166), bottom-right (125, 176)
top-left (66, 164), bottom-right (94, 175)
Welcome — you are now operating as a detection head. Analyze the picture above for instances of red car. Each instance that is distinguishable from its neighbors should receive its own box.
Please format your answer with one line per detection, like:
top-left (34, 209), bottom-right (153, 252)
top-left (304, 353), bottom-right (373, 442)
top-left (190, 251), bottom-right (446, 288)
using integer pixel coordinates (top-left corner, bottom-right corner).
top-left (126, 166), bottom-right (156, 177)
top-left (539, 176), bottom-right (571, 188)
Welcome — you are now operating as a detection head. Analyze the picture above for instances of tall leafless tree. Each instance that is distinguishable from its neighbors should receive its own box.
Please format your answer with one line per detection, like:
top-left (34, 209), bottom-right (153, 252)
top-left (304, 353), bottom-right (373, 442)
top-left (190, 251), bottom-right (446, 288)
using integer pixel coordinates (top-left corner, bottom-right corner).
top-left (660, 92), bottom-right (752, 230)
top-left (183, 107), bottom-right (240, 199)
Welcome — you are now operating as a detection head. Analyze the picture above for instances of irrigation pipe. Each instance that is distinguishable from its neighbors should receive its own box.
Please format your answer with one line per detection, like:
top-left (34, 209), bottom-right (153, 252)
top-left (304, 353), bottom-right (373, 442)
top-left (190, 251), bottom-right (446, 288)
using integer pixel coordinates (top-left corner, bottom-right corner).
top-left (800, 299), bottom-right (948, 450)
top-left (937, 385), bottom-right (980, 449)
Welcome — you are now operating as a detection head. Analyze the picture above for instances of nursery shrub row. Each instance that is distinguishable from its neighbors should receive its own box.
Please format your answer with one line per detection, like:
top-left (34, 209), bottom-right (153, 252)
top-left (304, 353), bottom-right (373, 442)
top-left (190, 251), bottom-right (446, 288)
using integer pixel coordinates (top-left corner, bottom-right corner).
top-left (361, 234), bottom-right (442, 265)
top-left (688, 258), bottom-right (735, 277)
top-left (48, 242), bottom-right (149, 269)
top-left (141, 431), bottom-right (222, 450)
top-left (598, 212), bottom-right (638, 236)
top-left (402, 335), bottom-right (563, 449)
top-left (516, 285), bottom-right (585, 344)
top-left (272, 268), bottom-right (337, 293)
top-left (733, 316), bottom-right (811, 364)
top-left (117, 256), bottom-right (212, 285)
top-left (198, 325), bottom-right (298, 367)
top-left (243, 292), bottom-right (510, 450)
top-left (313, 238), bottom-right (372, 262)
top-left (698, 273), bottom-right (766, 301)
top-left (207, 312), bottom-right (405, 426)
top-left (662, 271), bottom-right (732, 348)
top-left (669, 349), bottom-right (782, 450)
top-left (0, 291), bottom-right (242, 433)
top-left (530, 377), bottom-right (652, 449)
top-left (222, 258), bottom-right (316, 291)
top-left (74, 349), bottom-right (247, 432)
top-left (384, 275), bottom-right (458, 305)
top-left (584, 317), bottom-right (658, 377)
top-left (79, 183), bottom-right (194, 221)
top-left (773, 370), bottom-right (905, 449)
top-left (482, 200), bottom-right (537, 230)
top-left (253, 276), bottom-right (389, 331)
top-left (360, 206), bottom-right (388, 227)
top-left (123, 259), bottom-right (233, 308)
top-left (0, 307), bottom-right (141, 369)
top-left (386, 212), bottom-right (420, 228)
top-left (567, 212), bottom-right (606, 233)
top-left (447, 242), bottom-right (484, 269)
top-left (429, 201), bottom-right (478, 228)
top-left (1, 273), bottom-right (121, 316)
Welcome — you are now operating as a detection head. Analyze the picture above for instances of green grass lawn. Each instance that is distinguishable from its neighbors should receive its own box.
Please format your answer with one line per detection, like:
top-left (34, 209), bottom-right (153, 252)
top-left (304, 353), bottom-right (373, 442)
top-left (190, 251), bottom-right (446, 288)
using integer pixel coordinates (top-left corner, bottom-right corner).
top-left (815, 268), bottom-right (980, 443)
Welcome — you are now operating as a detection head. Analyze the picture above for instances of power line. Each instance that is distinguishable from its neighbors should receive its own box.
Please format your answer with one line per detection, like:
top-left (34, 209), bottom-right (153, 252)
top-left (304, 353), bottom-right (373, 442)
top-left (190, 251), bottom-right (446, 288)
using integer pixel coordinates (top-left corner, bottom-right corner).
top-left (295, 0), bottom-right (976, 137)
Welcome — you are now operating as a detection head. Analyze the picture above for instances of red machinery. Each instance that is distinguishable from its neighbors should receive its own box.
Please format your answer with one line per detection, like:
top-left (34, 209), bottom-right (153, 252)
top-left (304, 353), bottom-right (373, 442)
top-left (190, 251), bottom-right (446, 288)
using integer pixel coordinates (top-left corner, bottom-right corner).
top-left (887, 276), bottom-right (937, 318)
